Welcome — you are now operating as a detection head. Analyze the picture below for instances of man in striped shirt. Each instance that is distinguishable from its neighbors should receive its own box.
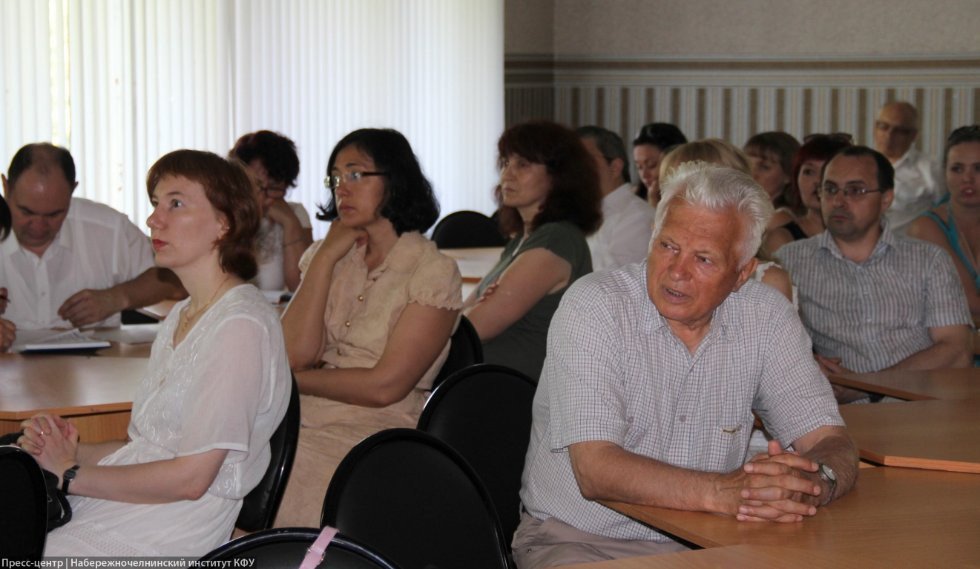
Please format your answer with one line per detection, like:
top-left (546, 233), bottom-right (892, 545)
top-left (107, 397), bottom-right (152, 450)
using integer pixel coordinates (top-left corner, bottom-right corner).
top-left (777, 146), bottom-right (971, 401)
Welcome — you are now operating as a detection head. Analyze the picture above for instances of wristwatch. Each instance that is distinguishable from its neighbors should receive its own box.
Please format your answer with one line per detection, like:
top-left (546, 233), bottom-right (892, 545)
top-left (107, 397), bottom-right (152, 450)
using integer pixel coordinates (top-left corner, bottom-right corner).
top-left (817, 462), bottom-right (837, 502)
top-left (62, 464), bottom-right (80, 494)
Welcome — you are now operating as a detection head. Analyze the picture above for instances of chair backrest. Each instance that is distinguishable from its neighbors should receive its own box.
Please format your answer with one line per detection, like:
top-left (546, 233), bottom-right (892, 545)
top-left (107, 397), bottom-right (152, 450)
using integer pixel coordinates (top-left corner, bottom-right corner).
top-left (0, 445), bottom-right (47, 560)
top-left (430, 315), bottom-right (483, 392)
top-left (321, 429), bottom-right (511, 569)
top-left (237, 375), bottom-right (301, 532)
top-left (417, 364), bottom-right (536, 545)
top-left (198, 527), bottom-right (401, 569)
top-left (431, 210), bottom-right (506, 249)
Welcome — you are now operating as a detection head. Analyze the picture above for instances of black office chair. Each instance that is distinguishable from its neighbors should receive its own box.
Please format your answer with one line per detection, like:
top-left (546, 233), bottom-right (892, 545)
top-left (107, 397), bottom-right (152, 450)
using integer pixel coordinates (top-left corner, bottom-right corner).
top-left (430, 315), bottom-right (483, 392)
top-left (197, 527), bottom-right (401, 569)
top-left (0, 445), bottom-right (48, 560)
top-left (417, 364), bottom-right (536, 544)
top-left (120, 309), bottom-right (160, 325)
top-left (431, 210), bottom-right (506, 249)
top-left (236, 375), bottom-right (301, 532)
top-left (321, 429), bottom-right (511, 569)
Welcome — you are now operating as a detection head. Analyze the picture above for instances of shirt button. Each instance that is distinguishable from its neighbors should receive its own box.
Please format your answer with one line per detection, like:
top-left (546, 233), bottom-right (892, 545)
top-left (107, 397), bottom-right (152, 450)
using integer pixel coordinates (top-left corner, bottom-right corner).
top-left (679, 415), bottom-right (686, 423)
top-left (357, 295), bottom-right (364, 301)
top-left (345, 321), bottom-right (351, 327)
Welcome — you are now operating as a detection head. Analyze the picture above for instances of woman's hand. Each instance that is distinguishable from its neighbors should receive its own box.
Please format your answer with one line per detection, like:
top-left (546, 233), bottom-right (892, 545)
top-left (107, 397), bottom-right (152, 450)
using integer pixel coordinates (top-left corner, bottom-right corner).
top-left (315, 221), bottom-right (365, 266)
top-left (19, 414), bottom-right (79, 475)
top-left (265, 198), bottom-right (301, 228)
top-left (477, 282), bottom-right (500, 302)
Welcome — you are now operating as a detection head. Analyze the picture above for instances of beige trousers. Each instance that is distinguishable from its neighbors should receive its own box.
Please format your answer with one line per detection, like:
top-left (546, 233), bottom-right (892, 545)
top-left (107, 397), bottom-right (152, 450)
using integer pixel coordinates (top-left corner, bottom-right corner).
top-left (511, 512), bottom-right (691, 569)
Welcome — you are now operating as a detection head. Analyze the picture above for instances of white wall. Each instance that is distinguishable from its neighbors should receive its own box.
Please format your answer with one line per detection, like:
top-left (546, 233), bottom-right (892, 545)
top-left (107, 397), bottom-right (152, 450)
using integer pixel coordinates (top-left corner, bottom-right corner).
top-left (0, 0), bottom-right (505, 237)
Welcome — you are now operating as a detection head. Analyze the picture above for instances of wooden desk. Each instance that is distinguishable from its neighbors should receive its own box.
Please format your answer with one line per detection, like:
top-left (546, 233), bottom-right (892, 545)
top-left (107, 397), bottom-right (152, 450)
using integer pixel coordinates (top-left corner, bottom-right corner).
top-left (601, 467), bottom-right (980, 567)
top-left (440, 247), bottom-right (503, 283)
top-left (840, 399), bottom-right (980, 474)
top-left (558, 544), bottom-right (888, 569)
top-left (0, 355), bottom-right (146, 442)
top-left (828, 367), bottom-right (980, 401)
top-left (90, 324), bottom-right (160, 358)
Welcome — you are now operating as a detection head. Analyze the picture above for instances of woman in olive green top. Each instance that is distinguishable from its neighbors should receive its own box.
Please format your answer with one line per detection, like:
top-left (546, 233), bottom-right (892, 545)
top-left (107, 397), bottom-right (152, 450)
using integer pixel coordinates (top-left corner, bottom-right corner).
top-left (466, 121), bottom-right (602, 380)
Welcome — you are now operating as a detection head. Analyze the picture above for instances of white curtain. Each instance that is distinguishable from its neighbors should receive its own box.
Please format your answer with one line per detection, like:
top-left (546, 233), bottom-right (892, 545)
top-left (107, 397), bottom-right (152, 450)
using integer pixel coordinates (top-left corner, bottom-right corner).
top-left (0, 0), bottom-right (503, 238)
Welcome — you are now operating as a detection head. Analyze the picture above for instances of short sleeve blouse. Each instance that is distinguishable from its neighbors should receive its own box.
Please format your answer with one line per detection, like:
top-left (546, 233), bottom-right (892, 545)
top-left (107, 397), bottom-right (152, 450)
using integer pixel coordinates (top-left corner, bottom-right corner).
top-left (298, 230), bottom-right (463, 389)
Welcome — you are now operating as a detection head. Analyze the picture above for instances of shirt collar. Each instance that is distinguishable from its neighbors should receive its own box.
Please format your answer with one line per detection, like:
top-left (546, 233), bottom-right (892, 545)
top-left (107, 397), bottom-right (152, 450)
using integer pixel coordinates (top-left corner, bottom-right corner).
top-left (641, 260), bottom-right (732, 344)
top-left (604, 183), bottom-right (636, 207)
top-left (0, 226), bottom-right (72, 260)
top-left (355, 231), bottom-right (425, 278)
top-left (816, 222), bottom-right (895, 263)
top-left (892, 147), bottom-right (918, 169)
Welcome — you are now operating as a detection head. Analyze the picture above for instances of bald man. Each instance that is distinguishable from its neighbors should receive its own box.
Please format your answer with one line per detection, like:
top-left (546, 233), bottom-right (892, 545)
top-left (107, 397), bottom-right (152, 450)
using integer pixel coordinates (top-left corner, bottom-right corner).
top-left (1, 143), bottom-right (184, 340)
top-left (872, 101), bottom-right (944, 233)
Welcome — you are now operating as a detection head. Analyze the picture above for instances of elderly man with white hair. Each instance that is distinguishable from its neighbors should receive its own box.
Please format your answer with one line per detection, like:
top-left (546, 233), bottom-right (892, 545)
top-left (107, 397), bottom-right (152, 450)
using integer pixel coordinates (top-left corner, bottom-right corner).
top-left (513, 162), bottom-right (858, 568)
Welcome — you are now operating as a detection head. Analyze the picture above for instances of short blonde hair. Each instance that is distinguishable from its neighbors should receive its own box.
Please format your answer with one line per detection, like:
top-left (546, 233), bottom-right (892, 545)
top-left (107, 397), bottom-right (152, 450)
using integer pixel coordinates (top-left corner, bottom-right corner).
top-left (658, 139), bottom-right (751, 188)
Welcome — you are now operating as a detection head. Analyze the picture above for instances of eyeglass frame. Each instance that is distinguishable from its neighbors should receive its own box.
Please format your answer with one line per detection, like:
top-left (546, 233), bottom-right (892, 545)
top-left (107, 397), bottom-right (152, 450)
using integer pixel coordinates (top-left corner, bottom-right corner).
top-left (257, 181), bottom-right (289, 198)
top-left (818, 182), bottom-right (889, 200)
top-left (323, 171), bottom-right (389, 191)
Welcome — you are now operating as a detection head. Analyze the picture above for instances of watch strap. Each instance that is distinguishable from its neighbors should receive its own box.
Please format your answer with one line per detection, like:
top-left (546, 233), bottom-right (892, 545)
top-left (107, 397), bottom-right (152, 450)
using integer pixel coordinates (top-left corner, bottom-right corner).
top-left (817, 462), bottom-right (837, 502)
top-left (62, 464), bottom-right (80, 494)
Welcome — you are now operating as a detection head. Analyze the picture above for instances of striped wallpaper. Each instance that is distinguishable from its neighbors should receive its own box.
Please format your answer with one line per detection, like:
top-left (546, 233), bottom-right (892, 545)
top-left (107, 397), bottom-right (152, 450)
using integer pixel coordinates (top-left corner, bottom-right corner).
top-left (505, 56), bottom-right (980, 161)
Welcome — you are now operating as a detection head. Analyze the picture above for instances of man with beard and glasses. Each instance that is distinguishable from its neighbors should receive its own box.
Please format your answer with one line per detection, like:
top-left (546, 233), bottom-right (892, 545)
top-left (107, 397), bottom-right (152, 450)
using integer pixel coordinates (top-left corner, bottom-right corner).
top-left (777, 146), bottom-right (971, 403)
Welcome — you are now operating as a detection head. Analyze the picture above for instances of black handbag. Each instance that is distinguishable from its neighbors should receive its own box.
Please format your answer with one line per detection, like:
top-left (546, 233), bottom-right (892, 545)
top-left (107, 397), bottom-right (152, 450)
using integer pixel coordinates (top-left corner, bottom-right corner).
top-left (42, 469), bottom-right (73, 531)
top-left (0, 431), bottom-right (73, 531)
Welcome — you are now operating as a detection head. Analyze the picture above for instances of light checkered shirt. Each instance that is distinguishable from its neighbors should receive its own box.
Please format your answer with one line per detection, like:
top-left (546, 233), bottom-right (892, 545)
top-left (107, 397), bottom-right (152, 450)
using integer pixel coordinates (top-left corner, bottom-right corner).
top-left (776, 225), bottom-right (971, 373)
top-left (520, 263), bottom-right (843, 542)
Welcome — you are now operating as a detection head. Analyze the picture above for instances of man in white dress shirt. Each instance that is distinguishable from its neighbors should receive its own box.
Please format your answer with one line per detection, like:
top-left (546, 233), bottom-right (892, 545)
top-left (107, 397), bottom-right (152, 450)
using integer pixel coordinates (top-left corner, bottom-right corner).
top-left (0, 143), bottom-right (183, 347)
top-left (577, 126), bottom-right (654, 271)
top-left (873, 101), bottom-right (944, 233)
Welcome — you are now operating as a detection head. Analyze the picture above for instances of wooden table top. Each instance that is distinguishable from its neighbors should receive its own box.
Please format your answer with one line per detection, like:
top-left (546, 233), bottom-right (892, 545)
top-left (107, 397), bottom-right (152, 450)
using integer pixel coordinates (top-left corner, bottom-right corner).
top-left (828, 367), bottom-right (980, 401)
top-left (601, 467), bottom-right (980, 568)
top-left (440, 247), bottom-right (503, 283)
top-left (558, 544), bottom-right (890, 569)
top-left (0, 355), bottom-right (146, 420)
top-left (840, 399), bottom-right (980, 474)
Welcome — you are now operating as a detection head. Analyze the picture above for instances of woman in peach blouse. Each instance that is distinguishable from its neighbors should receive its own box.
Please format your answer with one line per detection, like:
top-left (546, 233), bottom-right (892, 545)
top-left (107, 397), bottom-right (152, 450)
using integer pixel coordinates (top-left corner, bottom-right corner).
top-left (274, 129), bottom-right (461, 527)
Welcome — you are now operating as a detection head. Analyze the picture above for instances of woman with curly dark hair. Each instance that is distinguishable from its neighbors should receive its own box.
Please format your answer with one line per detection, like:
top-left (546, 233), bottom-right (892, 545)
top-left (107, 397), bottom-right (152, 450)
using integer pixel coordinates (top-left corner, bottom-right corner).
top-left (230, 130), bottom-right (312, 291)
top-left (276, 128), bottom-right (462, 526)
top-left (466, 120), bottom-right (601, 380)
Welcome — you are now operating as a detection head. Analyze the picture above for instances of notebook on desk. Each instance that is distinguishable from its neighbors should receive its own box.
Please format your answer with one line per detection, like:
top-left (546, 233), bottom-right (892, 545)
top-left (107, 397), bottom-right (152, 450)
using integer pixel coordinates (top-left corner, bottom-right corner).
top-left (11, 328), bottom-right (112, 353)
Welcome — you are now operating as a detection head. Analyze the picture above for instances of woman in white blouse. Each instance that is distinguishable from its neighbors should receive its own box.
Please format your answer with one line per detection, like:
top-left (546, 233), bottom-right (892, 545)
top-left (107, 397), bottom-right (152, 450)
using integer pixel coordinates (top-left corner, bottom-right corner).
top-left (19, 150), bottom-right (291, 556)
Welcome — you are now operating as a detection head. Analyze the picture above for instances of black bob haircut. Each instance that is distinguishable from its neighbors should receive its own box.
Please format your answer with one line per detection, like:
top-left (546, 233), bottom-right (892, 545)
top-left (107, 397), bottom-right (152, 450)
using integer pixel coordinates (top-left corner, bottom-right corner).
top-left (317, 128), bottom-right (440, 235)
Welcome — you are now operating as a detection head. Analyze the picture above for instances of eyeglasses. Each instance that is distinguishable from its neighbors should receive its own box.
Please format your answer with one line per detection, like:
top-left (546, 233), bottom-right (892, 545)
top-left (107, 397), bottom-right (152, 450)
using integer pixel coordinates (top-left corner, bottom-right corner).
top-left (323, 171), bottom-right (388, 190)
top-left (818, 183), bottom-right (886, 200)
top-left (257, 182), bottom-right (288, 198)
top-left (874, 121), bottom-right (916, 137)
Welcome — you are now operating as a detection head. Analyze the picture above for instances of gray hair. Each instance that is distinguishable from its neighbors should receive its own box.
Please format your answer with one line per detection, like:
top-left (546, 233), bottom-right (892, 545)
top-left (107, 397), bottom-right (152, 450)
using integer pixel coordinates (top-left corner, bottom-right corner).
top-left (653, 161), bottom-right (774, 267)
top-left (576, 125), bottom-right (630, 183)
